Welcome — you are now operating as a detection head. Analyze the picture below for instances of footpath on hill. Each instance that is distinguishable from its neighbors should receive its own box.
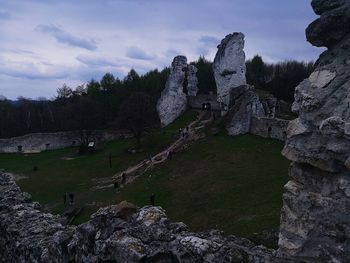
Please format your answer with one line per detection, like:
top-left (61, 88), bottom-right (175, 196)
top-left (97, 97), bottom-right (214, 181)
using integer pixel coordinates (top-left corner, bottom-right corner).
top-left (94, 111), bottom-right (214, 190)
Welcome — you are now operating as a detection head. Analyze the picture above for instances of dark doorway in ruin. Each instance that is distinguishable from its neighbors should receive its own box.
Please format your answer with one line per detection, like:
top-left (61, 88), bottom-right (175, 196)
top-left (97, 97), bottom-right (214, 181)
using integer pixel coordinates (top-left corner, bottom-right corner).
top-left (45, 143), bottom-right (50, 150)
top-left (17, 145), bottom-right (23, 152)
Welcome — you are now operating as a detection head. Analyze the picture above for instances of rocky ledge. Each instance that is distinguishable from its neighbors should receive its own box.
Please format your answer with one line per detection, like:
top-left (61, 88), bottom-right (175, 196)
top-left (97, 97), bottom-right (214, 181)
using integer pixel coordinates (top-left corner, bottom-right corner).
top-left (279, 0), bottom-right (350, 261)
top-left (0, 171), bottom-right (274, 262)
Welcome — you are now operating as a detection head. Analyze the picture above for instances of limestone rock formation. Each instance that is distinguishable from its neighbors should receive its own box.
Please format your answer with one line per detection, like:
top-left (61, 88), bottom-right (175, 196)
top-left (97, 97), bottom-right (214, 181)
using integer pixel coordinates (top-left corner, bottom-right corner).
top-left (279, 0), bottom-right (350, 261)
top-left (213, 32), bottom-right (246, 109)
top-left (225, 86), bottom-right (265, 136)
top-left (0, 170), bottom-right (274, 262)
top-left (157, 56), bottom-right (188, 127)
top-left (186, 64), bottom-right (199, 97)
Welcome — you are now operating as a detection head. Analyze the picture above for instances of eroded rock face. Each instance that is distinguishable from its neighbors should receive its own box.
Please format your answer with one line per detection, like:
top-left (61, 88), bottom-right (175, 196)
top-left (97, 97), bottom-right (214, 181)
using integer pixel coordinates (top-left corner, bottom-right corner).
top-left (279, 0), bottom-right (350, 261)
top-left (187, 64), bottom-right (199, 97)
top-left (157, 56), bottom-right (188, 127)
top-left (0, 171), bottom-right (274, 262)
top-left (225, 87), bottom-right (265, 136)
top-left (213, 33), bottom-right (246, 109)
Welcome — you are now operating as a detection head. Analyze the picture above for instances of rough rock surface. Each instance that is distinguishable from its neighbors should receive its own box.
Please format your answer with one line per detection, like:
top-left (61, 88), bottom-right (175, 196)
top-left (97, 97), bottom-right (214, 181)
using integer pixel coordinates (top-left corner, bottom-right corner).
top-left (225, 86), bottom-right (265, 136)
top-left (157, 56), bottom-right (188, 127)
top-left (250, 117), bottom-right (289, 141)
top-left (279, 0), bottom-right (350, 261)
top-left (187, 64), bottom-right (199, 97)
top-left (213, 33), bottom-right (246, 110)
top-left (0, 171), bottom-right (274, 262)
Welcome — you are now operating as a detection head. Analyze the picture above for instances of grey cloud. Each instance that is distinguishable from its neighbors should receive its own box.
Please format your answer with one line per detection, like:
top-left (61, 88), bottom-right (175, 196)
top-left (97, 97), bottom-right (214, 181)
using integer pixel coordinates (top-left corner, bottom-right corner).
top-left (126, 46), bottom-right (156, 61)
top-left (76, 55), bottom-right (119, 67)
top-left (0, 70), bottom-right (68, 80)
top-left (199, 36), bottom-right (221, 46)
top-left (36, 24), bottom-right (97, 51)
top-left (0, 11), bottom-right (11, 20)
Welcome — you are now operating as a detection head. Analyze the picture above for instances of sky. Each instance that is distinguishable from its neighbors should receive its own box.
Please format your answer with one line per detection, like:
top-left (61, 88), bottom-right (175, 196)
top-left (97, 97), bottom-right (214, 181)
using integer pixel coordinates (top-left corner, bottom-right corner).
top-left (0, 0), bottom-right (324, 100)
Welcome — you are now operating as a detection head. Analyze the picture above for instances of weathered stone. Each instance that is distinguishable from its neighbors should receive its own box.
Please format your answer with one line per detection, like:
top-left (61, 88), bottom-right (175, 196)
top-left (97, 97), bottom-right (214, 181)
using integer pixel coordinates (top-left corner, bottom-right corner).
top-left (186, 64), bottom-right (199, 97)
top-left (0, 170), bottom-right (274, 262)
top-left (308, 70), bottom-right (336, 88)
top-left (225, 88), bottom-right (265, 136)
top-left (307, 0), bottom-right (350, 47)
top-left (157, 56), bottom-right (188, 127)
top-left (250, 117), bottom-right (289, 141)
top-left (0, 130), bottom-right (127, 153)
top-left (279, 0), bottom-right (350, 261)
top-left (213, 32), bottom-right (246, 109)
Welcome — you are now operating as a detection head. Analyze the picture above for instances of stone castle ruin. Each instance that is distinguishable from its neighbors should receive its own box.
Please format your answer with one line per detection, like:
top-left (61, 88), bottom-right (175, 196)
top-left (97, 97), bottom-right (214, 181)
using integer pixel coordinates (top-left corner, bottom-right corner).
top-left (1, 0), bottom-right (350, 261)
top-left (157, 32), bottom-right (290, 140)
top-left (0, 130), bottom-right (127, 154)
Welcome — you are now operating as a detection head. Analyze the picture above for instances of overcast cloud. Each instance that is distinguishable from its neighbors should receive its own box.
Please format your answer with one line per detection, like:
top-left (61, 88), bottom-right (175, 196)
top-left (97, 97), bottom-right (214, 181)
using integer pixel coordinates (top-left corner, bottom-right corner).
top-left (0, 0), bottom-right (323, 99)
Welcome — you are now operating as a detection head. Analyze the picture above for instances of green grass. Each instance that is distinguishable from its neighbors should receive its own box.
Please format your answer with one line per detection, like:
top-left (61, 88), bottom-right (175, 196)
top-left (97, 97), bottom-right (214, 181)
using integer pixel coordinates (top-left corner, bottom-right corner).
top-left (0, 111), bottom-right (289, 243)
top-left (0, 111), bottom-right (198, 221)
top-left (115, 134), bottom-right (289, 239)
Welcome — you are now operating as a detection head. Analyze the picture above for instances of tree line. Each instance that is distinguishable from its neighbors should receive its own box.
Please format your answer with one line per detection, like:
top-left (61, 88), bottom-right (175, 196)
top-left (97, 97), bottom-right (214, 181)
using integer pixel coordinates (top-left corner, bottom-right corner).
top-left (246, 55), bottom-right (314, 102)
top-left (0, 55), bottom-right (313, 138)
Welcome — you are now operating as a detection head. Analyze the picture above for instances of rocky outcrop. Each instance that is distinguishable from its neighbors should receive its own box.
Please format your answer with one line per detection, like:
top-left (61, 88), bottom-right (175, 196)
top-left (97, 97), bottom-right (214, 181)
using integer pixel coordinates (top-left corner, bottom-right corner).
top-left (0, 170), bottom-right (274, 262)
top-left (157, 56), bottom-right (188, 127)
top-left (225, 87), bottom-right (265, 136)
top-left (187, 64), bottom-right (199, 97)
top-left (250, 117), bottom-right (289, 141)
top-left (213, 33), bottom-right (246, 110)
top-left (279, 0), bottom-right (350, 261)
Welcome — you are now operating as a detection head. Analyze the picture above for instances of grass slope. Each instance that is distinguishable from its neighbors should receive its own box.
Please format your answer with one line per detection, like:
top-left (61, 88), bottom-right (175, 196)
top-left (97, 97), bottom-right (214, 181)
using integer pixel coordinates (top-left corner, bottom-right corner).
top-left (0, 111), bottom-right (289, 242)
top-left (115, 133), bottom-right (289, 238)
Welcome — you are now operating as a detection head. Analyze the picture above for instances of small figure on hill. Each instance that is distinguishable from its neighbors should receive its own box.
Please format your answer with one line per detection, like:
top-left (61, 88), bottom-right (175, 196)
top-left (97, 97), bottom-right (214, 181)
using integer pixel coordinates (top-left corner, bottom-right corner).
top-left (167, 150), bottom-right (173, 160)
top-left (69, 193), bottom-right (75, 205)
top-left (150, 193), bottom-right (155, 206)
top-left (63, 193), bottom-right (67, 205)
top-left (179, 128), bottom-right (182, 137)
top-left (109, 152), bottom-right (112, 168)
top-left (121, 173), bottom-right (126, 184)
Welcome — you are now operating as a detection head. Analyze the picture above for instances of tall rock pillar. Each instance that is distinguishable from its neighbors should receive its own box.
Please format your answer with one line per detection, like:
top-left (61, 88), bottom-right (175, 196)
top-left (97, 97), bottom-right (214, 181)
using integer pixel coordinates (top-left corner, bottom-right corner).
top-left (213, 32), bottom-right (246, 111)
top-left (157, 56), bottom-right (188, 127)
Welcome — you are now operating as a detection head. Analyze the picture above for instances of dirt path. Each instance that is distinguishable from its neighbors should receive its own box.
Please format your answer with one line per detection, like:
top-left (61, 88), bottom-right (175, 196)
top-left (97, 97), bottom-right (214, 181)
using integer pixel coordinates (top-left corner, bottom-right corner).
top-left (93, 111), bottom-right (213, 190)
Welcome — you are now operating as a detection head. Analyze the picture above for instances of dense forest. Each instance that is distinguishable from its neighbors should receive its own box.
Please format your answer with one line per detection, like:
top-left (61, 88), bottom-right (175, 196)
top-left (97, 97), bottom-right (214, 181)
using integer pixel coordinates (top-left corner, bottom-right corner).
top-left (0, 56), bottom-right (313, 138)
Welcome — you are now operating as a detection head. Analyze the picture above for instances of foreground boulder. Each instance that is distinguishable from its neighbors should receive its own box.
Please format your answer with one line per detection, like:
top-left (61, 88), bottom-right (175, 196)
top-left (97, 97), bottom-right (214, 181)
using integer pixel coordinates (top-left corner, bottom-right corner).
top-left (157, 56), bottom-right (188, 127)
top-left (0, 171), bottom-right (274, 262)
top-left (279, 0), bottom-right (350, 261)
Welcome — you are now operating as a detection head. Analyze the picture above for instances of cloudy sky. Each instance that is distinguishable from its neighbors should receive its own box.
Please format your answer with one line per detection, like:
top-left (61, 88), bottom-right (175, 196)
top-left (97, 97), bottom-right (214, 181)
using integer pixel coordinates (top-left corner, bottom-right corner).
top-left (0, 0), bottom-right (323, 100)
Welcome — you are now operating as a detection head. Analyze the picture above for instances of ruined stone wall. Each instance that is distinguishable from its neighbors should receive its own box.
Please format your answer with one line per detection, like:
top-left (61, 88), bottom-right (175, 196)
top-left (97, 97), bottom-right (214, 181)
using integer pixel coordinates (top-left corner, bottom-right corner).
top-left (0, 171), bottom-right (273, 262)
top-left (0, 130), bottom-right (126, 153)
top-left (250, 117), bottom-right (289, 141)
top-left (187, 94), bottom-right (221, 111)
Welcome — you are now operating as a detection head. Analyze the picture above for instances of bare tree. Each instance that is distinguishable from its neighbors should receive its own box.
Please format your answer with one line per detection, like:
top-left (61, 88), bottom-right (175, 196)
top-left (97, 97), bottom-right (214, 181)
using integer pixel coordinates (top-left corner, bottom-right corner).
top-left (118, 92), bottom-right (159, 149)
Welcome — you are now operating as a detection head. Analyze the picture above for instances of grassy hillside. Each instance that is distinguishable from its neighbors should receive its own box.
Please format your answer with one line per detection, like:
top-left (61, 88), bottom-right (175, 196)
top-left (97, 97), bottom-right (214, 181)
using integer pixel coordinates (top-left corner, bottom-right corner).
top-left (0, 111), bottom-right (289, 244)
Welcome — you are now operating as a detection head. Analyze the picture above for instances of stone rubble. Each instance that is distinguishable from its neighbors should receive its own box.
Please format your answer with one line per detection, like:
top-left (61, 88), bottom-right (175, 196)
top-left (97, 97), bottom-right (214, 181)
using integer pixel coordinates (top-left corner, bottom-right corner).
top-left (0, 171), bottom-right (274, 262)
